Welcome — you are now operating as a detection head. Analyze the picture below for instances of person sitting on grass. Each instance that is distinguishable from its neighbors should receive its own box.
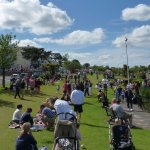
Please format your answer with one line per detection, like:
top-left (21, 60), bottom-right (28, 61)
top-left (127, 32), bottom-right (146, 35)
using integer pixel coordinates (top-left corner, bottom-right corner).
top-left (15, 122), bottom-right (38, 150)
top-left (11, 104), bottom-right (23, 124)
top-left (40, 104), bottom-right (56, 130)
top-left (20, 108), bottom-right (33, 126)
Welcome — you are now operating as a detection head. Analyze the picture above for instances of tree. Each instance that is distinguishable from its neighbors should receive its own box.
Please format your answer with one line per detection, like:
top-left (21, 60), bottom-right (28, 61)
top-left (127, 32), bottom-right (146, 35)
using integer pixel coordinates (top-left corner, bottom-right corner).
top-left (123, 64), bottom-right (128, 77)
top-left (83, 63), bottom-right (90, 69)
top-left (0, 33), bottom-right (19, 88)
top-left (148, 65), bottom-right (150, 70)
top-left (62, 53), bottom-right (69, 62)
top-left (22, 47), bottom-right (63, 76)
top-left (21, 46), bottom-right (51, 68)
top-left (48, 52), bottom-right (62, 65)
top-left (64, 59), bottom-right (81, 73)
top-left (42, 52), bottom-right (62, 76)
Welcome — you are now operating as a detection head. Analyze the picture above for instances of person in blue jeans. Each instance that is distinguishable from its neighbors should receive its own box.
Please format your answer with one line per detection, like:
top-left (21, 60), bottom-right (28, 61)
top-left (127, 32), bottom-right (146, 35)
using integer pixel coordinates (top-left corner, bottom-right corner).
top-left (15, 122), bottom-right (38, 150)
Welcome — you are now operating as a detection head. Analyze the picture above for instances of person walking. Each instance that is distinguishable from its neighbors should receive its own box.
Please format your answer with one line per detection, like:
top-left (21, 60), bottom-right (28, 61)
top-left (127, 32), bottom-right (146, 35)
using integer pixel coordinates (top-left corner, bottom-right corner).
top-left (70, 84), bottom-right (84, 123)
top-left (84, 80), bottom-right (89, 97)
top-left (89, 80), bottom-right (93, 96)
top-left (14, 79), bottom-right (21, 99)
top-left (125, 87), bottom-right (134, 111)
top-left (20, 78), bottom-right (26, 99)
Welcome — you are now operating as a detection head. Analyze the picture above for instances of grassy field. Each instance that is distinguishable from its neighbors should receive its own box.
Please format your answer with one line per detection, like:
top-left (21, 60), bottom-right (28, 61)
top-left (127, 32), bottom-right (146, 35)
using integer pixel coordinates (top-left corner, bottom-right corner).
top-left (0, 74), bottom-right (150, 150)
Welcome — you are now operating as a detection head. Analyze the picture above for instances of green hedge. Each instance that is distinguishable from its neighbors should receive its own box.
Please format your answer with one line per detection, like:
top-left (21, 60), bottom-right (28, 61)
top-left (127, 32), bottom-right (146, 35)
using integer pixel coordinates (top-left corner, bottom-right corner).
top-left (140, 87), bottom-right (150, 112)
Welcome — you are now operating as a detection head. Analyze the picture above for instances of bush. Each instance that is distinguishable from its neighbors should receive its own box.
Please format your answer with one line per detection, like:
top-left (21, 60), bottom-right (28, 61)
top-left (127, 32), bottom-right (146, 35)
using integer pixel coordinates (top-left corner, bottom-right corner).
top-left (140, 87), bottom-right (150, 112)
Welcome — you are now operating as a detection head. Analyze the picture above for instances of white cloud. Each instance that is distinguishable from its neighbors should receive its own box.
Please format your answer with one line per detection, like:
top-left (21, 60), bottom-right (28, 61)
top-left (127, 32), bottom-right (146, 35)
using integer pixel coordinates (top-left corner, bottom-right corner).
top-left (0, 0), bottom-right (73, 35)
top-left (66, 48), bottom-right (150, 67)
top-left (18, 39), bottom-right (41, 47)
top-left (34, 28), bottom-right (105, 45)
top-left (122, 4), bottom-right (150, 21)
top-left (64, 50), bottom-right (118, 66)
top-left (112, 25), bottom-right (150, 48)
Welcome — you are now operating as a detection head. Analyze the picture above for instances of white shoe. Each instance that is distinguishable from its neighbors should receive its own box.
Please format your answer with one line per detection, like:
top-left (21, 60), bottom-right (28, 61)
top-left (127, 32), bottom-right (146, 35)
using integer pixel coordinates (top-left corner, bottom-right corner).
top-left (130, 109), bottom-right (133, 111)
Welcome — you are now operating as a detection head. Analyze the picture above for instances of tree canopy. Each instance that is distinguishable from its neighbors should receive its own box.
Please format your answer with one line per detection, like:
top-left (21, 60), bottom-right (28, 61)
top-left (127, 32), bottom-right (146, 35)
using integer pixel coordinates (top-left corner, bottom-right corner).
top-left (0, 33), bottom-right (19, 69)
top-left (0, 33), bottom-right (19, 87)
top-left (64, 59), bottom-right (81, 73)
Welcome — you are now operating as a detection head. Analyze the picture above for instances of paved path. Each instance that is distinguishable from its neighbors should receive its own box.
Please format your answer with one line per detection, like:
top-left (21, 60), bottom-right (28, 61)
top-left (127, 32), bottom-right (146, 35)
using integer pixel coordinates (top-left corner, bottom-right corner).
top-left (121, 102), bottom-right (150, 130)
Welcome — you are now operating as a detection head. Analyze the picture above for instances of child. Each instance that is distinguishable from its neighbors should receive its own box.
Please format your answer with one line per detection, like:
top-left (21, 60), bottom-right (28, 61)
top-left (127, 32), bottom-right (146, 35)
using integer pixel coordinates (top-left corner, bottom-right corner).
top-left (56, 84), bottom-right (60, 94)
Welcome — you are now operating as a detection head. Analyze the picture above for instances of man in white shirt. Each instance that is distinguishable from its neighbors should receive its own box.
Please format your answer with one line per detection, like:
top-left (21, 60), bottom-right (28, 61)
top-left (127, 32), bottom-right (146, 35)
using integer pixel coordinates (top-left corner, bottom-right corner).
top-left (70, 84), bottom-right (84, 122)
top-left (54, 98), bottom-right (75, 120)
top-left (12, 104), bottom-right (23, 124)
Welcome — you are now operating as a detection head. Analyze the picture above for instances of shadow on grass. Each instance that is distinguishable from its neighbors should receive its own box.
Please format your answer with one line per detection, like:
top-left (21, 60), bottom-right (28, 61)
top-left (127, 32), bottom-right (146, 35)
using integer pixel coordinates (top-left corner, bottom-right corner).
top-left (0, 98), bottom-right (15, 108)
top-left (24, 91), bottom-right (49, 97)
top-left (41, 140), bottom-right (54, 145)
top-left (19, 98), bottom-right (36, 102)
top-left (84, 102), bottom-right (94, 105)
top-left (81, 122), bottom-right (108, 129)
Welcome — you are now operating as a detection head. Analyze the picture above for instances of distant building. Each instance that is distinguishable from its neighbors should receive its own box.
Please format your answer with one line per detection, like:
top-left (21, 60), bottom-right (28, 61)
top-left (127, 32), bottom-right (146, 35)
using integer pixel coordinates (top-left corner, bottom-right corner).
top-left (11, 47), bottom-right (30, 72)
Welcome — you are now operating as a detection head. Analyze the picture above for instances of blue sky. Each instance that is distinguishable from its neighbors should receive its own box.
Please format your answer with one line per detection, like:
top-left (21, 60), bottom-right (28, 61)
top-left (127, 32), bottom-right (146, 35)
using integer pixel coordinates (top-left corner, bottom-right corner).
top-left (0, 0), bottom-right (150, 67)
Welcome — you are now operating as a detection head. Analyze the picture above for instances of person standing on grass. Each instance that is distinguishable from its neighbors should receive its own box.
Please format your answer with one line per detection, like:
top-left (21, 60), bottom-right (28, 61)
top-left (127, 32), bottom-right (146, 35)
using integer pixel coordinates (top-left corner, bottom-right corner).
top-left (84, 80), bottom-right (89, 97)
top-left (70, 84), bottom-right (84, 123)
top-left (14, 79), bottom-right (21, 99)
top-left (63, 80), bottom-right (68, 95)
top-left (125, 86), bottom-right (134, 111)
top-left (56, 84), bottom-right (60, 94)
top-left (29, 77), bottom-right (35, 96)
top-left (20, 78), bottom-right (26, 99)
top-left (89, 80), bottom-right (93, 96)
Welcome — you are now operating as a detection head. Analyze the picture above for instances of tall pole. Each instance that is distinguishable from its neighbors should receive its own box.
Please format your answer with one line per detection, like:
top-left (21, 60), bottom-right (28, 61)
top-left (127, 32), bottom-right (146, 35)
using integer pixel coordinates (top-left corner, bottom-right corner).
top-left (125, 37), bottom-right (129, 85)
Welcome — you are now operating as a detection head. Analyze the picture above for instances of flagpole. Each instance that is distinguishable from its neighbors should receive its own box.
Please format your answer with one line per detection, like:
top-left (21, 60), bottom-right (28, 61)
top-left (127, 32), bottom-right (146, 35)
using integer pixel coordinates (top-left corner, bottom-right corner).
top-left (125, 38), bottom-right (129, 85)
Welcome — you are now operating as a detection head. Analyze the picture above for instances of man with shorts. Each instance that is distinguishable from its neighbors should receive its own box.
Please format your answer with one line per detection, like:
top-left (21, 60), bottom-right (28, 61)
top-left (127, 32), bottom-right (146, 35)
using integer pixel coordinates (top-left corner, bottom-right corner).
top-left (70, 84), bottom-right (84, 123)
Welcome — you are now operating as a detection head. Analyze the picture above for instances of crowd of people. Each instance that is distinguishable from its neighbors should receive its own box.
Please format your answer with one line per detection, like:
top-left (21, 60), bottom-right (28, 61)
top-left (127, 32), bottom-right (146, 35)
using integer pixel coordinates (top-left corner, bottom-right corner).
top-left (10, 81), bottom-right (85, 150)
top-left (8, 70), bottom-right (148, 150)
top-left (10, 75), bottom-right (42, 99)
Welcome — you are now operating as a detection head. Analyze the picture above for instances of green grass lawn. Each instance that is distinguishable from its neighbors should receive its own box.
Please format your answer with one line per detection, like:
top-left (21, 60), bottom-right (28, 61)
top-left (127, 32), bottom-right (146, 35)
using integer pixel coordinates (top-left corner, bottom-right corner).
top-left (0, 74), bottom-right (150, 150)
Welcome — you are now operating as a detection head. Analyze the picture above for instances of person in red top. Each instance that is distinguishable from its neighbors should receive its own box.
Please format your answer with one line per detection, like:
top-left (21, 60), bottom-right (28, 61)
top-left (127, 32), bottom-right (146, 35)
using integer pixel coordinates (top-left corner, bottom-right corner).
top-left (63, 80), bottom-right (68, 95)
top-left (29, 77), bottom-right (35, 95)
top-left (134, 82), bottom-right (139, 95)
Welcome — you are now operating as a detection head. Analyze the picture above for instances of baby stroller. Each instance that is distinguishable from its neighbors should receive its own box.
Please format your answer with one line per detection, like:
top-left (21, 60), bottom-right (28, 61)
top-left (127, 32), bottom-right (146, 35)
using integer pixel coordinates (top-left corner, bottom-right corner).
top-left (52, 112), bottom-right (79, 150)
top-left (109, 124), bottom-right (135, 150)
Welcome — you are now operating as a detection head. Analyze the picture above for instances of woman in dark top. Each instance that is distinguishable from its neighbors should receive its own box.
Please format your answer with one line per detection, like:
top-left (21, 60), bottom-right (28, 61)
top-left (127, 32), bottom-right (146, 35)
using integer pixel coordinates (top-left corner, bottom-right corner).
top-left (15, 122), bottom-right (38, 150)
top-left (20, 108), bottom-right (33, 126)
